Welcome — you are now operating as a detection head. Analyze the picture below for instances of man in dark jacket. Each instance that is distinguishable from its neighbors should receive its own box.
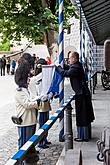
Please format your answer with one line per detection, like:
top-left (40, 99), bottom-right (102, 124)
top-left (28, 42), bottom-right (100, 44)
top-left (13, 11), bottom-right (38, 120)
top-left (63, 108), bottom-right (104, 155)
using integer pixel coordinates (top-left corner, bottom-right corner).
top-left (56, 51), bottom-right (95, 142)
top-left (0, 55), bottom-right (6, 76)
top-left (0, 58), bottom-right (2, 76)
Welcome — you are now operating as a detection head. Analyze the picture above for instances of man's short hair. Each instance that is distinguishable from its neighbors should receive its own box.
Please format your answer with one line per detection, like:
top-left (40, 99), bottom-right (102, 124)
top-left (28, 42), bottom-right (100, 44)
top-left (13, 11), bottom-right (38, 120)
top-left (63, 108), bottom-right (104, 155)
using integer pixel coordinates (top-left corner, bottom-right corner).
top-left (72, 52), bottom-right (79, 60)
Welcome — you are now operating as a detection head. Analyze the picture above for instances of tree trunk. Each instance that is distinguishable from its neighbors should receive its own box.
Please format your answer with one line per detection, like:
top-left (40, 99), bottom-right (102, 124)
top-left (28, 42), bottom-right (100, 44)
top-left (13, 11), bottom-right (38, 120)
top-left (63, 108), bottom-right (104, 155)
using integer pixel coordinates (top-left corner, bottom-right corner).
top-left (42, 0), bottom-right (58, 56)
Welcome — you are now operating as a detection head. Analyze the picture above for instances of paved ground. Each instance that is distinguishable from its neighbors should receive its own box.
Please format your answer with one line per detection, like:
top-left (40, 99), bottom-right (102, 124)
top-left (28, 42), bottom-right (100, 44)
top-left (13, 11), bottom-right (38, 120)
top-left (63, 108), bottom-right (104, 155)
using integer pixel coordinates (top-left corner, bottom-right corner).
top-left (0, 75), bottom-right (72, 165)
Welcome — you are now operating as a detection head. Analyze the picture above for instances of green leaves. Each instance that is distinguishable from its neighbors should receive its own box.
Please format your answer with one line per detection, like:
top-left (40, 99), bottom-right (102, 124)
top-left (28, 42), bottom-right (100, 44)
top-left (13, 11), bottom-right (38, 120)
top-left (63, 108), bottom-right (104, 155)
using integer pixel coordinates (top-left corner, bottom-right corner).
top-left (0, 37), bottom-right (10, 51)
top-left (0, 0), bottom-right (78, 43)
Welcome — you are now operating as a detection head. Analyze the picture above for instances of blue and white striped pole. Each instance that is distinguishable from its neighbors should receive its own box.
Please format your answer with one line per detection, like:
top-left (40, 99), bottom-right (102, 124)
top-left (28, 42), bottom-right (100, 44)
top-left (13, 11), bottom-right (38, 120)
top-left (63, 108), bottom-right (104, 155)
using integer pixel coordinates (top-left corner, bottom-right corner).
top-left (91, 42), bottom-right (94, 76)
top-left (88, 40), bottom-right (92, 80)
top-left (58, 0), bottom-right (64, 142)
top-left (88, 40), bottom-right (93, 94)
top-left (80, 7), bottom-right (83, 64)
top-left (80, 21), bottom-right (85, 66)
top-left (82, 23), bottom-right (85, 66)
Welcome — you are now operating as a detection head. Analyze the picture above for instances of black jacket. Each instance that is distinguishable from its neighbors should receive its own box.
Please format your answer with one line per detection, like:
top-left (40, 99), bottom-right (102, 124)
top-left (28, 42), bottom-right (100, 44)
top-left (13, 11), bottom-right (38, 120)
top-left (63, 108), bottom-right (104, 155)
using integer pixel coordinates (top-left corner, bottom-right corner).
top-left (56, 62), bottom-right (87, 95)
top-left (56, 62), bottom-right (95, 126)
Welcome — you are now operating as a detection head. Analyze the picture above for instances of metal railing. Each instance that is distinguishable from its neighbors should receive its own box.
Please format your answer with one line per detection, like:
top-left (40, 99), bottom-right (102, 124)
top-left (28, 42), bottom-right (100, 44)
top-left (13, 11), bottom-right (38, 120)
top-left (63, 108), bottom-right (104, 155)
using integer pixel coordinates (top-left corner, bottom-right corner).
top-left (88, 71), bottom-right (98, 97)
top-left (5, 94), bottom-right (75, 165)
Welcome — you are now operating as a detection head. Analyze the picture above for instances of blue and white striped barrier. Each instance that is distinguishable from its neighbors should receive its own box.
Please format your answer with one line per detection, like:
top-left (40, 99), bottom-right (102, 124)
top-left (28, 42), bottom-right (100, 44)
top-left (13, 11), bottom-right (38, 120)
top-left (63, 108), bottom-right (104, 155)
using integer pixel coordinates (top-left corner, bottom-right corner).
top-left (58, 0), bottom-right (64, 142)
top-left (5, 94), bottom-right (75, 165)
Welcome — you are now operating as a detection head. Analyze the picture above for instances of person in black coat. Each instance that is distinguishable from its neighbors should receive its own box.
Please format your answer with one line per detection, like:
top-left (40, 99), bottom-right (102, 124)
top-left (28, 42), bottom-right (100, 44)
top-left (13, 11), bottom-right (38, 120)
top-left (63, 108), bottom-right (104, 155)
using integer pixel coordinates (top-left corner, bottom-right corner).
top-left (56, 51), bottom-right (95, 142)
top-left (0, 55), bottom-right (6, 76)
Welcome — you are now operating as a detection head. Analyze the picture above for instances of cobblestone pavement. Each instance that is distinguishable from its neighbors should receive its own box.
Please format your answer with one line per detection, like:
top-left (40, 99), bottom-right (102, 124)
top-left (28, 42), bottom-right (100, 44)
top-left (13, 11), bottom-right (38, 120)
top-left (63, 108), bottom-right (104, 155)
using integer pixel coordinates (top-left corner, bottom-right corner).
top-left (0, 75), bottom-right (73, 165)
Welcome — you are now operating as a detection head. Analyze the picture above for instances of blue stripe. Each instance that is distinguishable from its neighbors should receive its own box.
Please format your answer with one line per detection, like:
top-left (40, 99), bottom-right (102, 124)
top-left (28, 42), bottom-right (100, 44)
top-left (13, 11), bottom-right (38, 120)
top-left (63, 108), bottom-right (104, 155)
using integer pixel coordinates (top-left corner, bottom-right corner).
top-left (59, 12), bottom-right (63, 24)
top-left (56, 110), bottom-right (62, 114)
top-left (47, 69), bottom-right (62, 95)
top-left (12, 150), bottom-right (25, 160)
top-left (41, 124), bottom-right (49, 130)
top-left (29, 135), bottom-right (39, 142)
top-left (59, 0), bottom-right (62, 4)
top-left (50, 116), bottom-right (56, 120)
top-left (61, 105), bottom-right (65, 108)
top-left (59, 51), bottom-right (63, 63)
top-left (59, 89), bottom-right (64, 102)
top-left (59, 31), bottom-right (63, 44)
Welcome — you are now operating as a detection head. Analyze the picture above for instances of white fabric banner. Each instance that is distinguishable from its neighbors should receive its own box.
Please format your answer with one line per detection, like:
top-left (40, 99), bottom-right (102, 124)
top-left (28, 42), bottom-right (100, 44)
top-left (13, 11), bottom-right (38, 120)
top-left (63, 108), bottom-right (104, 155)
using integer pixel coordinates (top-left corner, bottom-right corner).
top-left (41, 65), bottom-right (55, 95)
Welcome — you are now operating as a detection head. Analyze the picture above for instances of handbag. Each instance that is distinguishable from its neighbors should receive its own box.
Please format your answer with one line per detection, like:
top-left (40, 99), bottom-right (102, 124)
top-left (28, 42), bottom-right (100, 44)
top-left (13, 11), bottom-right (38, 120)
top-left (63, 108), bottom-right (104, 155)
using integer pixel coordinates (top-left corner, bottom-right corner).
top-left (11, 109), bottom-right (25, 125)
top-left (11, 115), bottom-right (22, 125)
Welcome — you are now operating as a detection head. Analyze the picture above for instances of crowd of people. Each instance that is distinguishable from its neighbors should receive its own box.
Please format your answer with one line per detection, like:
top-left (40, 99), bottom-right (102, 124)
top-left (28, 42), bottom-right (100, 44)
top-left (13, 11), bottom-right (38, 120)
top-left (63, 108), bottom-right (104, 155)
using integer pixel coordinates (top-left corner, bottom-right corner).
top-left (11, 51), bottom-right (94, 164)
top-left (0, 54), bottom-right (52, 77)
top-left (0, 55), bottom-right (17, 76)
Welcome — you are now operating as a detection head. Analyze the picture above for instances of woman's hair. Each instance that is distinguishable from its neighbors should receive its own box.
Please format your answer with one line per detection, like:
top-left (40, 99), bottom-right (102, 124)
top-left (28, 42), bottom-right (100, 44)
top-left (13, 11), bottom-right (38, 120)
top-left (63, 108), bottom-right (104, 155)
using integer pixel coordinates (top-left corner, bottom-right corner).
top-left (15, 53), bottom-right (33, 87)
top-left (67, 51), bottom-right (71, 58)
top-left (35, 58), bottom-right (47, 75)
top-left (20, 53), bottom-right (33, 69)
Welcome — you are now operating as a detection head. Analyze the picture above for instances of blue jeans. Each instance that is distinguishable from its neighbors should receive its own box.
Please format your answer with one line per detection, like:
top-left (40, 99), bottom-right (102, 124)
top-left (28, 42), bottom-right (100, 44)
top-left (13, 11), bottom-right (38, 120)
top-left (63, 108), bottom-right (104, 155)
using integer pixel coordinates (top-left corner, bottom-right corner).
top-left (18, 124), bottom-right (36, 165)
top-left (77, 124), bottom-right (91, 139)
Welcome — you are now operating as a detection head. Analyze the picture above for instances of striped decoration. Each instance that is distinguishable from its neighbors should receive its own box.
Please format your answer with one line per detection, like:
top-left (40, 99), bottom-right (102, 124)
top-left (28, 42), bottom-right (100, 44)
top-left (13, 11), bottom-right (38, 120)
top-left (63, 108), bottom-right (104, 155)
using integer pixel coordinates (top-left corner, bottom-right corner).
top-left (88, 41), bottom-right (92, 80)
top-left (58, 0), bottom-right (64, 142)
top-left (82, 24), bottom-right (85, 66)
top-left (80, 21), bottom-right (86, 66)
top-left (5, 95), bottom-right (75, 165)
top-left (80, 7), bottom-right (82, 63)
top-left (91, 42), bottom-right (94, 76)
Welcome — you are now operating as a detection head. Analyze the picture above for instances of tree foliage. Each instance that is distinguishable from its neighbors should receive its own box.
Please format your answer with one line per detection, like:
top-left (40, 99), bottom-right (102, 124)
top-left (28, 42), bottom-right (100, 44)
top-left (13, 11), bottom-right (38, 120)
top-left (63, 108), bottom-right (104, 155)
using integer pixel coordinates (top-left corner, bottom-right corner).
top-left (0, 0), bottom-right (78, 44)
top-left (0, 39), bottom-right (10, 51)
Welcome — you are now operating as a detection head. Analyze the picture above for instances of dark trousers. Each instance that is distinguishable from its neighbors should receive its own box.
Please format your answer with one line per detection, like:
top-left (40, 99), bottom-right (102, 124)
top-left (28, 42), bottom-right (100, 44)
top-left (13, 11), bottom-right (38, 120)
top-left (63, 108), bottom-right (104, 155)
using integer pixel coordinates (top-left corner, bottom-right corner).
top-left (6, 64), bottom-right (10, 74)
top-left (39, 111), bottom-right (49, 146)
top-left (0, 67), bottom-right (5, 76)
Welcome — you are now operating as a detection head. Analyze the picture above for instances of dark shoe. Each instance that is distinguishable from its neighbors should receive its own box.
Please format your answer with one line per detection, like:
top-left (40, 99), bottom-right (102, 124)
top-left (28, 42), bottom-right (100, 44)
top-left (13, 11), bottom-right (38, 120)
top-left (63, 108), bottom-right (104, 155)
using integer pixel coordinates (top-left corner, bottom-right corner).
top-left (74, 138), bottom-right (84, 142)
top-left (74, 138), bottom-right (89, 142)
top-left (38, 144), bottom-right (49, 149)
top-left (83, 139), bottom-right (89, 142)
top-left (36, 150), bottom-right (39, 154)
top-left (46, 141), bottom-right (51, 145)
